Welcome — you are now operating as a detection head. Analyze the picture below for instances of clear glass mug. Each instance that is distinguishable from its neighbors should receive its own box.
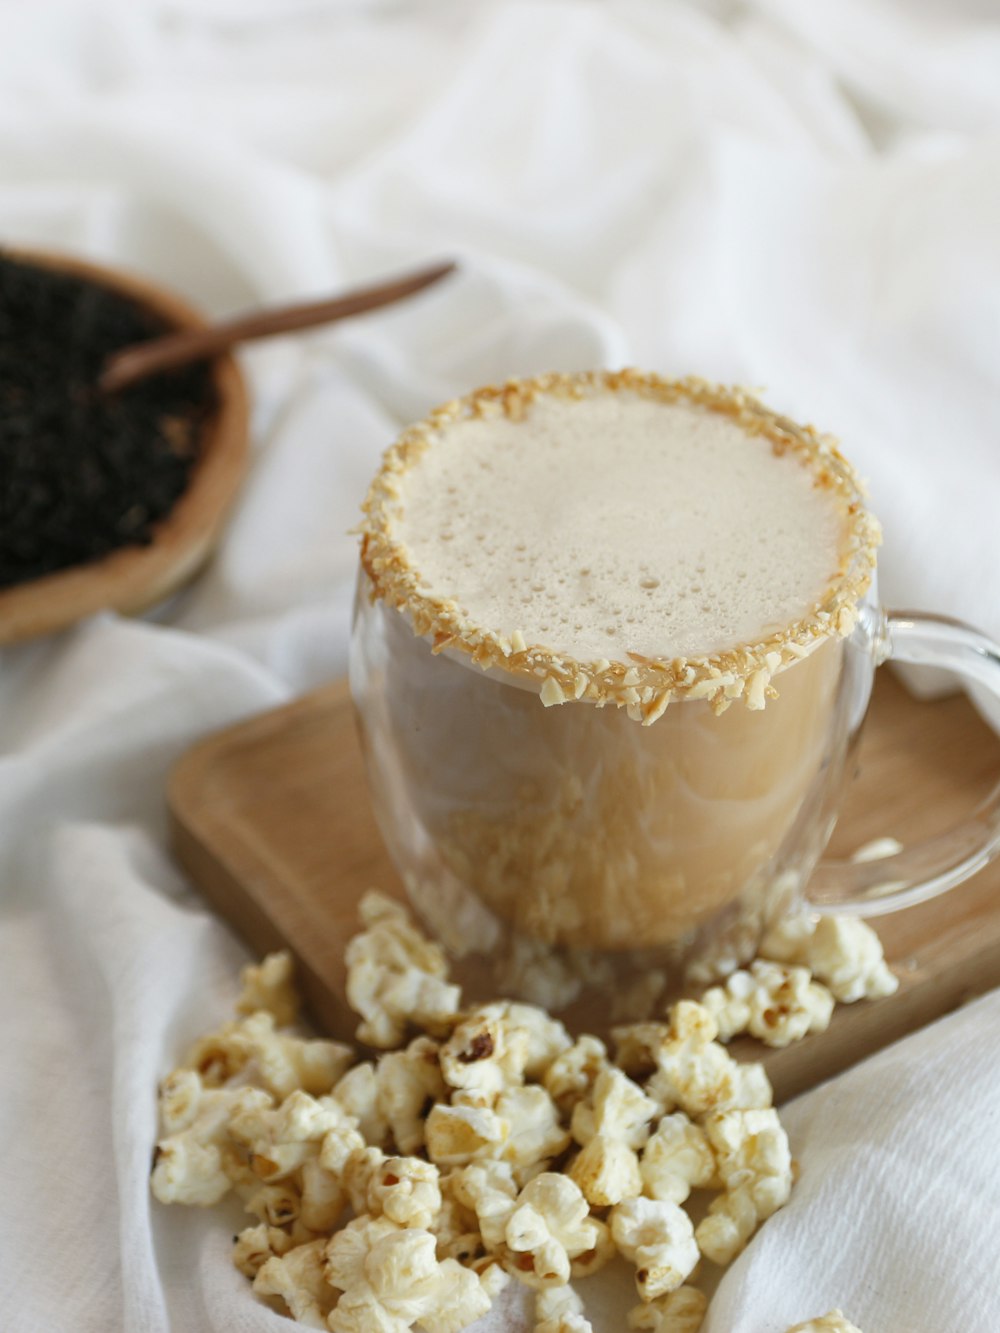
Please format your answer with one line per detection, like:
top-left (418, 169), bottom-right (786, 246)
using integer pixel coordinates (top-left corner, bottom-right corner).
top-left (350, 568), bottom-right (1000, 1014)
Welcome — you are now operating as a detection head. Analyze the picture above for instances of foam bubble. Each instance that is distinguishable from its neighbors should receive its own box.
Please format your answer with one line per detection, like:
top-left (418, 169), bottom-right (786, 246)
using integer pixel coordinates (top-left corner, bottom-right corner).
top-left (396, 391), bottom-right (848, 661)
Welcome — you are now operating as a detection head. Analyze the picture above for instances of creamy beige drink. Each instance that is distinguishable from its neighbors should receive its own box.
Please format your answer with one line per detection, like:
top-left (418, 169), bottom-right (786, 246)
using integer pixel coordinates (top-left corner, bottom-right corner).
top-left (397, 391), bottom-right (846, 667)
top-left (356, 372), bottom-right (879, 956)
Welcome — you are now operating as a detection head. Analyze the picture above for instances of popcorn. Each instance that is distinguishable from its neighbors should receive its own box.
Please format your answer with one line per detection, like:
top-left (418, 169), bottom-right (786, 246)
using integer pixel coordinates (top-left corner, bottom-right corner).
top-left (240, 1177), bottom-right (302, 1228)
top-left (325, 1218), bottom-right (432, 1332)
top-left (324, 1216), bottom-right (491, 1333)
top-left (367, 1153), bottom-right (443, 1230)
top-left (232, 1220), bottom-right (316, 1278)
top-left (569, 1222), bottom-right (615, 1279)
top-left (695, 1109), bottom-right (792, 1265)
top-left (237, 950), bottom-right (300, 1027)
top-left (610, 1196), bottom-right (700, 1301)
top-left (628, 1285), bottom-right (708, 1331)
top-left (640, 1113), bottom-right (717, 1205)
top-left (477, 1258), bottom-right (511, 1301)
top-left (151, 1074), bottom-right (271, 1207)
top-left (543, 1035), bottom-right (610, 1116)
top-left (440, 1005), bottom-right (531, 1104)
top-left (431, 1171), bottom-right (484, 1263)
top-left (233, 1223), bottom-right (286, 1278)
top-left (228, 1089), bottom-right (352, 1180)
top-left (571, 1066), bottom-right (659, 1151)
top-left (184, 1010), bottom-right (352, 1100)
top-left (332, 1061), bottom-right (390, 1147)
top-left (365, 1229), bottom-right (445, 1310)
top-left (536, 1282), bottom-right (593, 1332)
top-left (501, 1173), bottom-right (610, 1289)
top-left (253, 1237), bottom-right (336, 1329)
top-left (300, 1155), bottom-right (351, 1232)
top-left (157, 1067), bottom-right (208, 1135)
top-left (152, 905), bottom-right (819, 1329)
top-left (569, 1134), bottom-right (642, 1206)
top-left (416, 1260), bottom-right (495, 1333)
top-left (440, 1002), bottom-right (571, 1107)
top-left (758, 913), bottom-right (815, 965)
top-left (495, 1085), bottom-right (571, 1178)
top-left (451, 1159), bottom-right (519, 1249)
top-left (375, 1035), bottom-right (447, 1153)
top-left (745, 961), bottom-right (833, 1048)
top-left (616, 1004), bottom-right (773, 1119)
top-left (760, 913), bottom-right (897, 1003)
top-left (785, 1312), bottom-right (865, 1333)
top-left (805, 917), bottom-right (898, 1003)
top-left (323, 1212), bottom-right (400, 1290)
top-left (698, 971), bottom-right (754, 1043)
top-left (318, 1110), bottom-right (367, 1178)
top-left (426, 1102), bottom-right (510, 1167)
top-left (345, 891), bottom-right (461, 1047)
top-left (505, 1001), bottom-right (573, 1078)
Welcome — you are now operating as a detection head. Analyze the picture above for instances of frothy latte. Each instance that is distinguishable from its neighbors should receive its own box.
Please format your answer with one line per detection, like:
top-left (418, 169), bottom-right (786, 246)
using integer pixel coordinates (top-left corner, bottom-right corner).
top-left (355, 373), bottom-right (879, 957)
top-left (396, 391), bottom-right (847, 663)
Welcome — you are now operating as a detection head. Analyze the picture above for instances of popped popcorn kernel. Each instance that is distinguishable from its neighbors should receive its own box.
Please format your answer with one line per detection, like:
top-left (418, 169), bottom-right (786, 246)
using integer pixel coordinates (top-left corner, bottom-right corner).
top-left (375, 1035), bottom-right (447, 1153)
top-left (426, 1102), bottom-right (510, 1167)
top-left (569, 1133), bottom-right (642, 1206)
top-left (495, 1084), bottom-right (570, 1178)
top-left (628, 1285), bottom-right (708, 1331)
top-left (451, 1159), bottom-right (519, 1250)
top-left (183, 1010), bottom-right (352, 1100)
top-left (151, 896), bottom-right (848, 1328)
top-left (759, 912), bottom-right (897, 1003)
top-left (151, 1076), bottom-right (271, 1207)
top-left (368, 1154), bottom-right (443, 1230)
top-left (785, 1312), bottom-right (865, 1333)
top-left (543, 1035), bottom-right (610, 1116)
top-left (806, 916), bottom-right (898, 1003)
top-left (237, 950), bottom-right (300, 1027)
top-left (346, 891), bottom-right (461, 1047)
top-left (253, 1237), bottom-right (336, 1328)
top-left (440, 1004), bottom-right (531, 1104)
top-left (332, 1061), bottom-right (390, 1148)
top-left (501, 1173), bottom-right (609, 1289)
top-left (610, 1196), bottom-right (700, 1302)
top-left (695, 1108), bottom-right (792, 1265)
top-left (232, 1221), bottom-right (309, 1279)
top-left (228, 1088), bottom-right (352, 1181)
top-left (571, 1066), bottom-right (659, 1151)
top-left (640, 1113), bottom-right (717, 1205)
top-left (536, 1281), bottom-right (594, 1332)
top-left (745, 960), bottom-right (834, 1047)
top-left (616, 1003), bottom-right (772, 1120)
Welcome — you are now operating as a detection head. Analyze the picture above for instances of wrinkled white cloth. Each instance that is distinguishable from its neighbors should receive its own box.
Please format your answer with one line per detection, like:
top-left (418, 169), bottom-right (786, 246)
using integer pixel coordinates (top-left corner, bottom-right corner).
top-left (2, 2), bottom-right (1000, 1331)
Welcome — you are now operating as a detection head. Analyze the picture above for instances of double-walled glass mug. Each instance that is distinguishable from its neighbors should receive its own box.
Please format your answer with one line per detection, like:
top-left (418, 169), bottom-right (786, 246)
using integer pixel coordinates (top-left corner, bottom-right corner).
top-left (349, 372), bottom-right (1000, 1019)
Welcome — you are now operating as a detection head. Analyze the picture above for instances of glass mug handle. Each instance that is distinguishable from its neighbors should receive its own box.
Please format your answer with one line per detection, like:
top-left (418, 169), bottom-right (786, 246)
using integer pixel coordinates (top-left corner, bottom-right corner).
top-left (807, 608), bottom-right (1000, 916)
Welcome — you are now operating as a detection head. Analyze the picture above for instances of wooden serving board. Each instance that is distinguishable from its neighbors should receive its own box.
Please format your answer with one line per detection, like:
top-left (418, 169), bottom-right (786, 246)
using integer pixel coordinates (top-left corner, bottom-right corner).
top-left (168, 673), bottom-right (1000, 1104)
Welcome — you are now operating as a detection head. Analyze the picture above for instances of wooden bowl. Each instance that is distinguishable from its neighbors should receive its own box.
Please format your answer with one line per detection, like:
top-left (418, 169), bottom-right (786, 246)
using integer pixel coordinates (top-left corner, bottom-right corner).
top-left (0, 250), bottom-right (250, 646)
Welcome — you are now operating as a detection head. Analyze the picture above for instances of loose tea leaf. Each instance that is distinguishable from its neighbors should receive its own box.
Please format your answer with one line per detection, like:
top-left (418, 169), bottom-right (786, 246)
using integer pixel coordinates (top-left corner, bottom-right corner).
top-left (0, 253), bottom-right (216, 589)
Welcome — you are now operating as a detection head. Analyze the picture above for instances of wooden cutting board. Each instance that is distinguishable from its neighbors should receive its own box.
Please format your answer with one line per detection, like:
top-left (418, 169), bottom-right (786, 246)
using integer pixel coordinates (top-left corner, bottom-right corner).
top-left (168, 672), bottom-right (1000, 1103)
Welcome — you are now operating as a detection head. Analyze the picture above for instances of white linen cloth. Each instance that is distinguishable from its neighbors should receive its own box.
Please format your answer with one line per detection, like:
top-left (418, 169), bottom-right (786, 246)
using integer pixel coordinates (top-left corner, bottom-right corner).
top-left (2, 2), bottom-right (999, 1330)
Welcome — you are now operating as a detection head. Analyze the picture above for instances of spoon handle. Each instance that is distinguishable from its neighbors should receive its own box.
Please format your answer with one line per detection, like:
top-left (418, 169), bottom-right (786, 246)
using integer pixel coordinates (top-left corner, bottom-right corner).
top-left (100, 260), bottom-right (456, 393)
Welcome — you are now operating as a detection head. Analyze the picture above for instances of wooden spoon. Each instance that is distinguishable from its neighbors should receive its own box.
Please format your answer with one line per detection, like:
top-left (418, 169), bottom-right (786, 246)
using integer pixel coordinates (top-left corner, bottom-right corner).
top-left (99, 259), bottom-right (456, 393)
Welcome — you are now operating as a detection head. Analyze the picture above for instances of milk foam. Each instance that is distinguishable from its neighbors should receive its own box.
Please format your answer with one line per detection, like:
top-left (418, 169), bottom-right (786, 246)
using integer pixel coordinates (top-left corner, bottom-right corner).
top-left (396, 391), bottom-right (848, 662)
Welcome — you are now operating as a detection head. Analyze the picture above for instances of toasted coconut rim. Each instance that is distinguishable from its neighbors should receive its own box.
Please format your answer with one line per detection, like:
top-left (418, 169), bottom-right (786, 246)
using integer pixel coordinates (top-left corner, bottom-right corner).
top-left (359, 370), bottom-right (880, 722)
